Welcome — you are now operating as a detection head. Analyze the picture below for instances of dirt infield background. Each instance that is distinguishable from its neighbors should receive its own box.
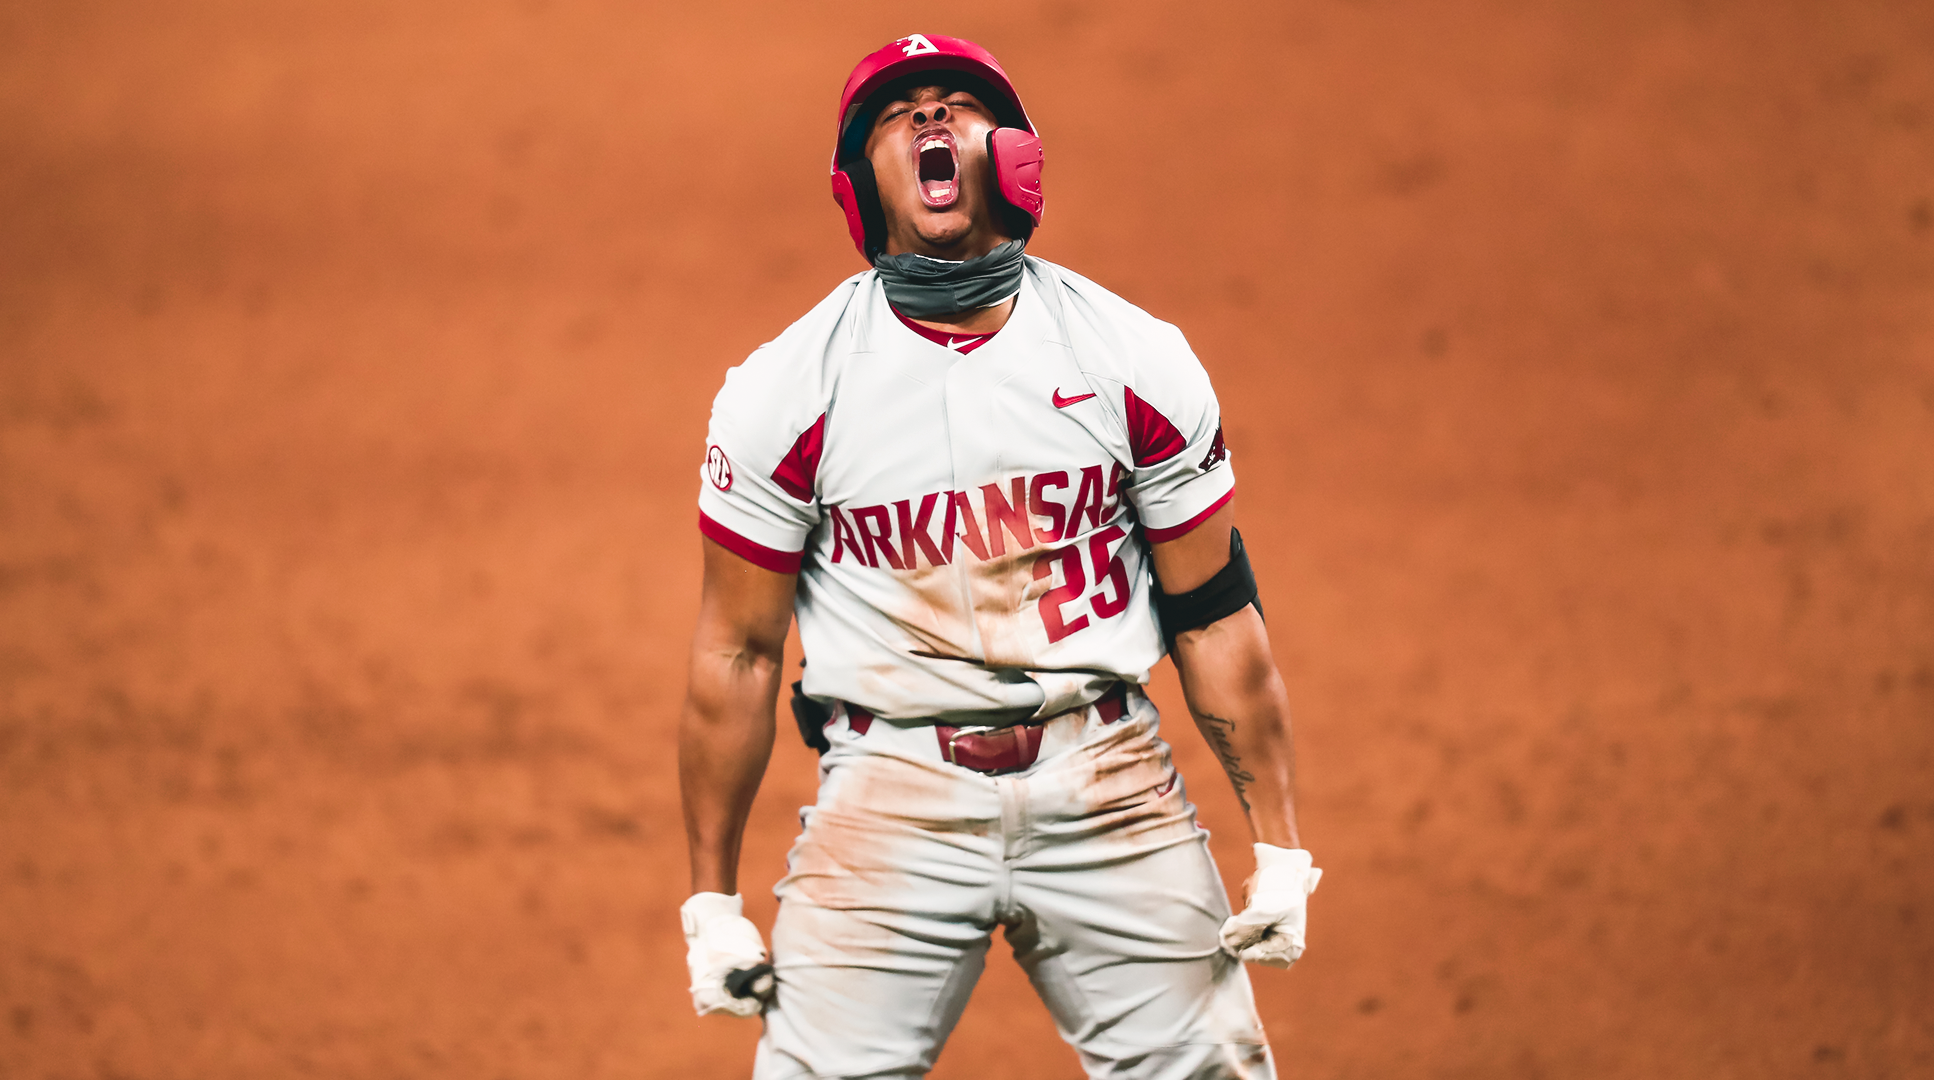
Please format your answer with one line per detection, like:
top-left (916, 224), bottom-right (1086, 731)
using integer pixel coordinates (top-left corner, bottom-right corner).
top-left (4, 1), bottom-right (1931, 1077)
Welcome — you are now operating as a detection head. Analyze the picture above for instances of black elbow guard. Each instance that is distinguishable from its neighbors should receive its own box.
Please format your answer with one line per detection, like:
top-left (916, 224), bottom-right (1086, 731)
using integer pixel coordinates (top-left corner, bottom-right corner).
top-left (1154, 527), bottom-right (1263, 645)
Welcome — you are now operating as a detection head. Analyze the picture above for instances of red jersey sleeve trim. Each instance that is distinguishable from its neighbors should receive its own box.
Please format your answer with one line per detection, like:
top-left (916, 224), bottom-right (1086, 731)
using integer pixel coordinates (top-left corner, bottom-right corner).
top-left (700, 512), bottom-right (804, 574)
top-left (1142, 488), bottom-right (1234, 544)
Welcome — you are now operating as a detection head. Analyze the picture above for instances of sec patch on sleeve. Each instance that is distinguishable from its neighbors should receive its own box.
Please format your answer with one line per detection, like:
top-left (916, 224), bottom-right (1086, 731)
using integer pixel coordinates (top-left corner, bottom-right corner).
top-left (706, 445), bottom-right (734, 492)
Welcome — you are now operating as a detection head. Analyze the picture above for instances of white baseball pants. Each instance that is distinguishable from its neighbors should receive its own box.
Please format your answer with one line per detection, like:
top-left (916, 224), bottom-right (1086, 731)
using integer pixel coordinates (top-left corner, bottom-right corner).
top-left (752, 691), bottom-right (1275, 1080)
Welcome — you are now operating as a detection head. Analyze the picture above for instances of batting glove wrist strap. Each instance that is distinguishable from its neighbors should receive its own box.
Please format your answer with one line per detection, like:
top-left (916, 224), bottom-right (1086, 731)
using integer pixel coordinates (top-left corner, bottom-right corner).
top-left (1218, 844), bottom-right (1322, 969)
top-left (680, 892), bottom-right (771, 1018)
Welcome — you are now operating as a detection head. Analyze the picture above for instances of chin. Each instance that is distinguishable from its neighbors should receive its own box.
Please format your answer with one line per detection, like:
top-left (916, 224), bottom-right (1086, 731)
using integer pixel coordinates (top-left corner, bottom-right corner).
top-left (910, 209), bottom-right (981, 251)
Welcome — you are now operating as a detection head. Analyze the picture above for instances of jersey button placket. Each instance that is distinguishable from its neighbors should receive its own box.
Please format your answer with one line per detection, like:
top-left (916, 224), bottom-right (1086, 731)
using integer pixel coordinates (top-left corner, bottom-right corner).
top-left (940, 354), bottom-right (984, 663)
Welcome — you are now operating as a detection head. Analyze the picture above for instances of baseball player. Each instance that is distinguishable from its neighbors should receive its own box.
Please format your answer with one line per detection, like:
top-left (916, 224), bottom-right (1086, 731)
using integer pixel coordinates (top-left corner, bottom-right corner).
top-left (679, 34), bottom-right (1320, 1079)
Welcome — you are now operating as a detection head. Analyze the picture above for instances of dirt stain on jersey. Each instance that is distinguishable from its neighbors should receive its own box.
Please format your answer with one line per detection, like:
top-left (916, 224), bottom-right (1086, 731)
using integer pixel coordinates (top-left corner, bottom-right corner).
top-left (893, 557), bottom-right (980, 658)
top-left (967, 548), bottom-right (1051, 667)
top-left (875, 543), bottom-right (1058, 673)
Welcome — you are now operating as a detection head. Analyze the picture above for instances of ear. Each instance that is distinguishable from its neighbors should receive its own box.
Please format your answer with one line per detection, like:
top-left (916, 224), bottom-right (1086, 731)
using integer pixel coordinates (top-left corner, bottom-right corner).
top-left (830, 161), bottom-right (888, 261)
top-left (986, 129), bottom-right (1045, 225)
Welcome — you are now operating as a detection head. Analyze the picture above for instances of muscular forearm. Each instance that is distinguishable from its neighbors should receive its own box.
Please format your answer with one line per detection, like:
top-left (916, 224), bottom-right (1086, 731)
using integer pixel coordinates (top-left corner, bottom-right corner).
top-left (1171, 605), bottom-right (1301, 849)
top-left (679, 641), bottom-right (783, 895)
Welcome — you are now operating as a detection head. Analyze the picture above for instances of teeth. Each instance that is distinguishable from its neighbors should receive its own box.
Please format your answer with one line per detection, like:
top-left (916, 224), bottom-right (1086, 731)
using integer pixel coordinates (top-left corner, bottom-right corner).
top-left (921, 138), bottom-right (947, 151)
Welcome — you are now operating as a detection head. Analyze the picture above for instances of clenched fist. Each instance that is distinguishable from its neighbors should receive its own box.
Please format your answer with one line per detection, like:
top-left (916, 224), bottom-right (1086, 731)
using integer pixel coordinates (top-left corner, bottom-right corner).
top-left (1219, 844), bottom-right (1322, 968)
top-left (680, 892), bottom-right (774, 1017)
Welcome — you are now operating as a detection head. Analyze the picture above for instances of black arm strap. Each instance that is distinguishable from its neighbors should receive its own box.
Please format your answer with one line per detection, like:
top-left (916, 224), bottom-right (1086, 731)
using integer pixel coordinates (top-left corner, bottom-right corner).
top-left (791, 679), bottom-right (832, 754)
top-left (1153, 526), bottom-right (1262, 646)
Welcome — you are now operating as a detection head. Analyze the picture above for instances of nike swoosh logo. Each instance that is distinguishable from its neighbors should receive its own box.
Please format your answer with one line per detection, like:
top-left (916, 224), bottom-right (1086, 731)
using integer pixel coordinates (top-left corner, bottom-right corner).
top-left (1052, 389), bottom-right (1097, 408)
top-left (946, 336), bottom-right (980, 351)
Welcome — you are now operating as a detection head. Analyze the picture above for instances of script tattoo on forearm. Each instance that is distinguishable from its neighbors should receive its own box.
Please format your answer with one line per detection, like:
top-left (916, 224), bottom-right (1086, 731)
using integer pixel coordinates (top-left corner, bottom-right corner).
top-left (1197, 712), bottom-right (1256, 812)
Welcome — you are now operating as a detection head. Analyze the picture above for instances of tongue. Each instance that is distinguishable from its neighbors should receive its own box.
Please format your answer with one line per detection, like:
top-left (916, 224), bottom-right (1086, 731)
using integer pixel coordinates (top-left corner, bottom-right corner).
top-left (919, 177), bottom-right (958, 207)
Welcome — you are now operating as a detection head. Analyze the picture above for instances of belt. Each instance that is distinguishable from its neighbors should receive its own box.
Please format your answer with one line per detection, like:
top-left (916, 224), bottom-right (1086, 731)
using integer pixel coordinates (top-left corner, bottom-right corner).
top-left (843, 683), bottom-right (1130, 777)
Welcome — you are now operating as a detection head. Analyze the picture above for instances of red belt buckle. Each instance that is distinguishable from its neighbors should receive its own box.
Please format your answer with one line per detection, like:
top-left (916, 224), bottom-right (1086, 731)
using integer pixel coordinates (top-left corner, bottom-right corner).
top-left (942, 725), bottom-right (999, 768)
top-left (933, 683), bottom-right (1128, 775)
top-left (937, 722), bottom-right (1047, 775)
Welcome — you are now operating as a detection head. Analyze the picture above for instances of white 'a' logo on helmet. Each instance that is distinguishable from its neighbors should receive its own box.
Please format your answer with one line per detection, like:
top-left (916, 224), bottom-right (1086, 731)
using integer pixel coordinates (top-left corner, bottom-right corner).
top-left (900, 34), bottom-right (939, 56)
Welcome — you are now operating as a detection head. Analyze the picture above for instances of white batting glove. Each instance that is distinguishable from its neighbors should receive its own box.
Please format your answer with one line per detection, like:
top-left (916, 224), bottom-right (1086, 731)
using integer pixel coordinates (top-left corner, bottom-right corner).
top-left (680, 892), bottom-right (773, 1018)
top-left (1219, 844), bottom-right (1322, 968)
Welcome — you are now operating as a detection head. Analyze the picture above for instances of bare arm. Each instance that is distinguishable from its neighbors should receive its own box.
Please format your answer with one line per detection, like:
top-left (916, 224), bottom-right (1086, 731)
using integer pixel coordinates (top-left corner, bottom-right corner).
top-left (679, 538), bottom-right (798, 895)
top-left (1150, 500), bottom-right (1302, 850)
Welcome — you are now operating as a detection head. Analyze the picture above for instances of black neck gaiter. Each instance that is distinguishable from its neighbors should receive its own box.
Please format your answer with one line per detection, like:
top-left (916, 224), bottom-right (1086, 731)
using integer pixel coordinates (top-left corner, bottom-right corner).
top-left (872, 240), bottom-right (1026, 318)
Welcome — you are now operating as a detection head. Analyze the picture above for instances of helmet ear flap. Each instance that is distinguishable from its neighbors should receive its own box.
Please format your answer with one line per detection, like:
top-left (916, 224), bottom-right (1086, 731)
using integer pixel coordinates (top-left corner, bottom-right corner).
top-left (831, 160), bottom-right (888, 260)
top-left (987, 128), bottom-right (1044, 226)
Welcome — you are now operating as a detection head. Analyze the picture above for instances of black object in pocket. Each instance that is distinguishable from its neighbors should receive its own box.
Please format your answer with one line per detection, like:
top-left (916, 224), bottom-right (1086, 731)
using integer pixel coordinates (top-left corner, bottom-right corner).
top-left (791, 680), bottom-right (832, 754)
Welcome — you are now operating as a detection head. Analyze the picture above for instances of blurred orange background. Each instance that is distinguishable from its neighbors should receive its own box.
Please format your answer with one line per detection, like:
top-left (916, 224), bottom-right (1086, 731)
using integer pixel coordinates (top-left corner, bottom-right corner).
top-left (3, 2), bottom-right (1930, 1077)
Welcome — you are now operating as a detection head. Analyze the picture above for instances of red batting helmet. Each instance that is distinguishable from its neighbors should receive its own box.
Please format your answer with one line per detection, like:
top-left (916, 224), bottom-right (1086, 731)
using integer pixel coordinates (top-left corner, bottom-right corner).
top-left (830, 34), bottom-right (1045, 261)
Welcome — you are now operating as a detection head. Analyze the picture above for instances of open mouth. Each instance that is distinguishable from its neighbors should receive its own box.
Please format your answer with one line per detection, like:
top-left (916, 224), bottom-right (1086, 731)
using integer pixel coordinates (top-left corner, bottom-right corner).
top-left (912, 127), bottom-right (960, 209)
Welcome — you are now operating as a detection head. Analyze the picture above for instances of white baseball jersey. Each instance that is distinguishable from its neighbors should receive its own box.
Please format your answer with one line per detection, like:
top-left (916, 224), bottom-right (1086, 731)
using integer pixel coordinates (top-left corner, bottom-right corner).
top-left (697, 256), bottom-right (1234, 723)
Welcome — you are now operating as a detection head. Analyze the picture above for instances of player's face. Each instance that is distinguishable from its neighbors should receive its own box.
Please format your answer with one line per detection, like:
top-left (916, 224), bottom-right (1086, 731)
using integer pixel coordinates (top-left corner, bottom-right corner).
top-left (864, 85), bottom-right (1014, 259)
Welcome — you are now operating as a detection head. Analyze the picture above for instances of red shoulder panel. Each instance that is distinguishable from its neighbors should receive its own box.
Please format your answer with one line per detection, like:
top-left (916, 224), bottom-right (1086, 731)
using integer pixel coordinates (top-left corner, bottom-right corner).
top-left (771, 412), bottom-right (828, 503)
top-left (1123, 387), bottom-right (1187, 467)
